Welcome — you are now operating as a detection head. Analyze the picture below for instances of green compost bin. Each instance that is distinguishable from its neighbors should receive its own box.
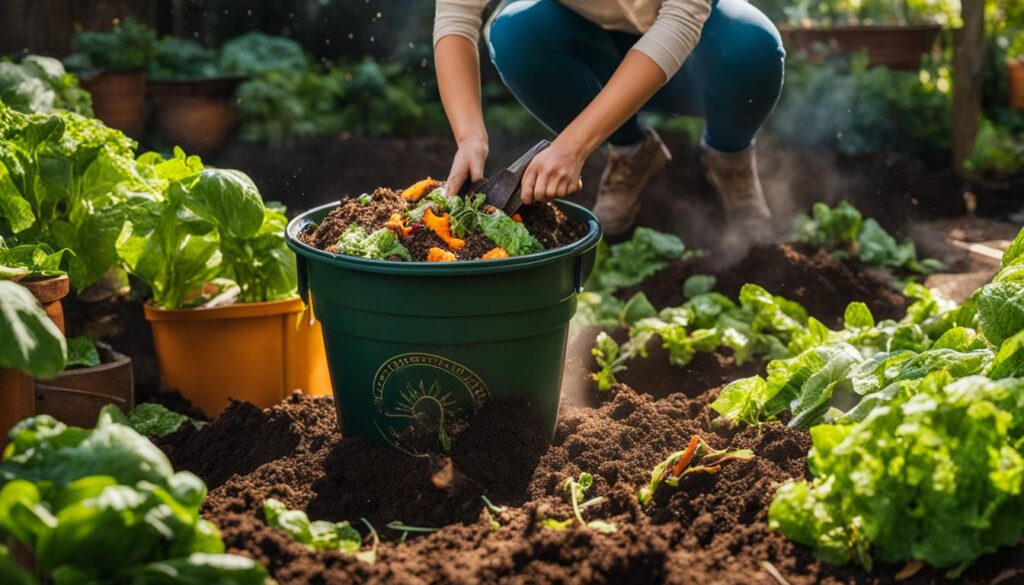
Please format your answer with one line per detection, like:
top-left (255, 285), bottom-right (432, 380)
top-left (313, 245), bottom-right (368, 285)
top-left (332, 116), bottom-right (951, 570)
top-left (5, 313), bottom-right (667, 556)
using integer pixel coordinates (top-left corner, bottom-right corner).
top-left (286, 201), bottom-right (602, 455)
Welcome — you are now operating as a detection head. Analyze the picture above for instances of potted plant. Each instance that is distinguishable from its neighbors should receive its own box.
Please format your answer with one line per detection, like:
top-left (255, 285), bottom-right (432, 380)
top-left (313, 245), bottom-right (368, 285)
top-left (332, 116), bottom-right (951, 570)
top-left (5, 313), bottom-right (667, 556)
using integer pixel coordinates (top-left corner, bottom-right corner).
top-left (65, 17), bottom-right (156, 136)
top-left (778, 0), bottom-right (955, 70)
top-left (0, 279), bottom-right (66, 446)
top-left (963, 119), bottom-right (1024, 215)
top-left (146, 37), bottom-right (244, 155)
top-left (118, 150), bottom-right (330, 416)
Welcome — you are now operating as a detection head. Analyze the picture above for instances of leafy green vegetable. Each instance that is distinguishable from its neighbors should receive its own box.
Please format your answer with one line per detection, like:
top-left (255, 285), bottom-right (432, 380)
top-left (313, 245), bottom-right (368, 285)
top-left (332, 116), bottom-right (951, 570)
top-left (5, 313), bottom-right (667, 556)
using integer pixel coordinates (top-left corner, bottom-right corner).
top-left (963, 118), bottom-right (1023, 179)
top-left (148, 37), bottom-right (221, 81)
top-left (70, 18), bottom-right (157, 72)
top-left (0, 102), bottom-right (139, 290)
top-left (264, 498), bottom-right (363, 553)
top-left (99, 403), bottom-right (190, 438)
top-left (64, 336), bottom-right (99, 368)
top-left (586, 227), bottom-right (685, 293)
top-left (0, 280), bottom-right (66, 378)
top-left (219, 33), bottom-right (308, 77)
top-left (769, 375), bottom-right (1024, 572)
top-left (477, 208), bottom-right (543, 256)
top-left (0, 55), bottom-right (92, 116)
top-left (791, 202), bottom-right (943, 274)
top-left (0, 411), bottom-right (267, 584)
top-left (335, 224), bottom-right (411, 260)
top-left (0, 240), bottom-right (69, 280)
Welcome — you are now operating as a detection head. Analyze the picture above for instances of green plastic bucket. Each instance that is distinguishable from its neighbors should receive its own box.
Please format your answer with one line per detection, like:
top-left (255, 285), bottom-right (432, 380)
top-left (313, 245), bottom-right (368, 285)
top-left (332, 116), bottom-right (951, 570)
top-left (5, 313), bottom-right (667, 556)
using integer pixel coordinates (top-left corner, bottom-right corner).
top-left (286, 201), bottom-right (602, 455)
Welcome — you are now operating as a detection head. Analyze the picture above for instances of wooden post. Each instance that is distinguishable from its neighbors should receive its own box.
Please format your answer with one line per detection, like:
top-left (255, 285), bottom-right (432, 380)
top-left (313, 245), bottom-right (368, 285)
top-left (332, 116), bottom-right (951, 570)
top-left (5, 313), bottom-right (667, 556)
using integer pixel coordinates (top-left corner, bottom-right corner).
top-left (951, 0), bottom-right (985, 174)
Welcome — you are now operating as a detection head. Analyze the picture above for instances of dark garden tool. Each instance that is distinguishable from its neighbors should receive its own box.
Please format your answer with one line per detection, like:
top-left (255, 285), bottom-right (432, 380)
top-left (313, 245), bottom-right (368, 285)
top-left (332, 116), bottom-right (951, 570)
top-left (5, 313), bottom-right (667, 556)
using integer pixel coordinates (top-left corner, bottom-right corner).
top-left (461, 139), bottom-right (550, 216)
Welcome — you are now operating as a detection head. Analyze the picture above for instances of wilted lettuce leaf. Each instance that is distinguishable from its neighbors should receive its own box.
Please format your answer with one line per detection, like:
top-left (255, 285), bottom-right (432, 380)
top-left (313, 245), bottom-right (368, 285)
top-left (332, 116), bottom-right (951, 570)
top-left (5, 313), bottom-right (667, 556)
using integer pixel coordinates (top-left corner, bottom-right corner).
top-left (335, 224), bottom-right (411, 260)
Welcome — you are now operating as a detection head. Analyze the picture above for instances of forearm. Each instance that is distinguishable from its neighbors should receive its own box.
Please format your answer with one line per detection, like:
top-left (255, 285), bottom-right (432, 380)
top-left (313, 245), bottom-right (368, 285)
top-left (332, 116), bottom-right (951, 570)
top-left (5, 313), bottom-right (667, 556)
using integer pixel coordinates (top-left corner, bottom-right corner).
top-left (558, 50), bottom-right (667, 154)
top-left (435, 35), bottom-right (487, 144)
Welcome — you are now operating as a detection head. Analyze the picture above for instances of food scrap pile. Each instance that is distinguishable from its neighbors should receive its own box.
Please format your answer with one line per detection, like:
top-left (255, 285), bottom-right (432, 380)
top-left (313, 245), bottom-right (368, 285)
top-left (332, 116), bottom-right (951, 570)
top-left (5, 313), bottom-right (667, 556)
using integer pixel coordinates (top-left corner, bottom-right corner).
top-left (299, 178), bottom-right (586, 262)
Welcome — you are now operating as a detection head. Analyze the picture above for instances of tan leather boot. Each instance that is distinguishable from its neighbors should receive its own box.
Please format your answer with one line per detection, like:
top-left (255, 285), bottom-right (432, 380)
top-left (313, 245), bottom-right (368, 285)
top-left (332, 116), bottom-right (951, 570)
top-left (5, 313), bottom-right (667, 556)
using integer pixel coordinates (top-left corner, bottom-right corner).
top-left (702, 141), bottom-right (772, 242)
top-left (593, 128), bottom-right (672, 235)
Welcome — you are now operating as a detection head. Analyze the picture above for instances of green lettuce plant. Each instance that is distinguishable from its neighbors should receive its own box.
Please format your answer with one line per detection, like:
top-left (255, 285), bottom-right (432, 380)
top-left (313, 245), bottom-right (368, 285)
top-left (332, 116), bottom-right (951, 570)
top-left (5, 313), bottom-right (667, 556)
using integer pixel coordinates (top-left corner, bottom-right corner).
top-left (0, 56), bottom-right (92, 116)
top-left (0, 410), bottom-right (267, 583)
top-left (70, 18), bottom-right (157, 73)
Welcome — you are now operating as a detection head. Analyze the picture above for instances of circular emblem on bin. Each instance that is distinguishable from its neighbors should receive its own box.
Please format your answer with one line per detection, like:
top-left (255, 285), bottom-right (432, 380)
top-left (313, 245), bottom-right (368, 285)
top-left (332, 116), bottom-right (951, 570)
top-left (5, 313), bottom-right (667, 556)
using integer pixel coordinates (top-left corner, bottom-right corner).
top-left (372, 353), bottom-right (489, 456)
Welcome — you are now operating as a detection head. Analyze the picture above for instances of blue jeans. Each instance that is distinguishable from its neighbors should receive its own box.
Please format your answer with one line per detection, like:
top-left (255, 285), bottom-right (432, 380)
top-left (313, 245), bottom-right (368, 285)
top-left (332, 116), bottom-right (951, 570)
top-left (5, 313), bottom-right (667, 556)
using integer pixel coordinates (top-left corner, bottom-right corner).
top-left (488, 0), bottom-right (785, 152)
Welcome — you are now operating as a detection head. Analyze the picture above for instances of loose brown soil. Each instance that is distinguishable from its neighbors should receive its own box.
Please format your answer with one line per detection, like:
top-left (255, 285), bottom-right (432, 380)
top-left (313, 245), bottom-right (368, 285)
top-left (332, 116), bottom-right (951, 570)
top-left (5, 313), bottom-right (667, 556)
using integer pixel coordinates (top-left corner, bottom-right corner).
top-left (155, 214), bottom-right (1017, 584)
top-left (297, 186), bottom-right (584, 262)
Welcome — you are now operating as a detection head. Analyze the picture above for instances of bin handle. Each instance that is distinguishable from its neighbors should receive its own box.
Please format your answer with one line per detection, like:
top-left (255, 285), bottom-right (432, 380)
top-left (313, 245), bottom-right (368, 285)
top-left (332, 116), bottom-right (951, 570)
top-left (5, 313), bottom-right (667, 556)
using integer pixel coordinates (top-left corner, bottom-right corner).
top-left (296, 253), bottom-right (309, 305)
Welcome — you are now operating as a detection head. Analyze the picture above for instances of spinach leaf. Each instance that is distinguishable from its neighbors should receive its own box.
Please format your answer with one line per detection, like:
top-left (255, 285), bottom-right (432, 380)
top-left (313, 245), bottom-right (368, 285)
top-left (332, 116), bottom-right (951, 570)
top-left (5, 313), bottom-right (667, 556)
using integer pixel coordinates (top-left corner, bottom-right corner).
top-left (0, 280), bottom-right (66, 378)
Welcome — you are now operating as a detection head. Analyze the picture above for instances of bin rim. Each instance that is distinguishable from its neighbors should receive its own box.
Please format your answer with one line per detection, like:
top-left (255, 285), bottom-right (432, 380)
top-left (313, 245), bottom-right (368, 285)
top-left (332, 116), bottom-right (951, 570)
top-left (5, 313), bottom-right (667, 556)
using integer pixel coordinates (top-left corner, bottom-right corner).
top-left (286, 200), bottom-right (602, 276)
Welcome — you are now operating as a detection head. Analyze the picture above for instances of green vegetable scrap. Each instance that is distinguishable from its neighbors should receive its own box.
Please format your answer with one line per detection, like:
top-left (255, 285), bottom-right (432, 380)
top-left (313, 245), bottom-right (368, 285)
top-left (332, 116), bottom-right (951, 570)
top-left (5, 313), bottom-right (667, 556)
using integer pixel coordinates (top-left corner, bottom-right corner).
top-left (637, 436), bottom-right (753, 506)
top-left (0, 280), bottom-right (66, 379)
top-left (335, 224), bottom-right (412, 260)
top-left (557, 472), bottom-right (617, 533)
top-left (264, 498), bottom-right (364, 553)
top-left (0, 411), bottom-right (267, 584)
top-left (769, 374), bottom-right (1024, 574)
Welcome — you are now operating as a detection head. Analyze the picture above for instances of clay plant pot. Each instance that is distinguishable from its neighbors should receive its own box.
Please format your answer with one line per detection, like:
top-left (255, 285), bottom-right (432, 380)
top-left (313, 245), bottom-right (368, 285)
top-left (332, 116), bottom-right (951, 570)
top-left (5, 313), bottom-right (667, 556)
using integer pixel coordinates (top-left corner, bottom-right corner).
top-left (18, 274), bottom-right (70, 334)
top-left (0, 367), bottom-right (35, 447)
top-left (81, 69), bottom-right (147, 137)
top-left (0, 276), bottom-right (68, 445)
top-left (143, 298), bottom-right (331, 417)
top-left (779, 24), bottom-right (942, 70)
top-left (965, 172), bottom-right (1024, 217)
top-left (1008, 59), bottom-right (1024, 111)
top-left (147, 77), bottom-right (244, 155)
top-left (34, 342), bottom-right (134, 428)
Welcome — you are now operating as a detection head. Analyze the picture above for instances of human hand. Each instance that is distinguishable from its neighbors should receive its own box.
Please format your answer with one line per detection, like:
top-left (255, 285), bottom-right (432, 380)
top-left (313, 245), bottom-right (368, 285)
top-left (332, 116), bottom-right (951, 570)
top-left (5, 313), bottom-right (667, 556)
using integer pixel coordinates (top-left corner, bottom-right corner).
top-left (445, 137), bottom-right (489, 197)
top-left (520, 138), bottom-right (585, 204)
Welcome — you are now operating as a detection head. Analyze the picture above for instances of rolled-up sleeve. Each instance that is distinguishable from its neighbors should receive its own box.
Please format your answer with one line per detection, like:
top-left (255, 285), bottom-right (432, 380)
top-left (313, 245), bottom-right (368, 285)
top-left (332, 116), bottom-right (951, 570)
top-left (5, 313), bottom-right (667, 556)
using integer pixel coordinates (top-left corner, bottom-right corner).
top-left (632, 0), bottom-right (712, 80)
top-left (433, 0), bottom-right (489, 47)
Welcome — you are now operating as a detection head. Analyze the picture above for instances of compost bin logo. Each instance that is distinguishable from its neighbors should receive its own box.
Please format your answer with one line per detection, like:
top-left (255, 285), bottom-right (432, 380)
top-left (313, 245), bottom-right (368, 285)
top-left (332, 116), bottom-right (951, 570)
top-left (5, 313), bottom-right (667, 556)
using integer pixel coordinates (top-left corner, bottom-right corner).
top-left (372, 353), bottom-right (489, 456)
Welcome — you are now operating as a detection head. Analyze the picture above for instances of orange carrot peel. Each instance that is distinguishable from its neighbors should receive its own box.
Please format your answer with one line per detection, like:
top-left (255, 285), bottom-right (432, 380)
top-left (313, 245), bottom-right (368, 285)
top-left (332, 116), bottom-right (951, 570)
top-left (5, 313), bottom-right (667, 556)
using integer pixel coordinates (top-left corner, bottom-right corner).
top-left (427, 247), bottom-right (457, 262)
top-left (384, 213), bottom-right (413, 238)
top-left (481, 247), bottom-right (509, 260)
top-left (670, 436), bottom-right (701, 478)
top-left (401, 177), bottom-right (442, 202)
top-left (423, 208), bottom-right (466, 251)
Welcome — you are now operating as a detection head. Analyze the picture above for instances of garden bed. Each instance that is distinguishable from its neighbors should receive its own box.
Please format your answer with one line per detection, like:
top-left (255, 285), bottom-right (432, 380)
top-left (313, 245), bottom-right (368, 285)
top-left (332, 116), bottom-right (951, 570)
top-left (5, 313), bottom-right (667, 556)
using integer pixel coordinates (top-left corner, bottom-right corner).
top-left (155, 243), bottom-right (1022, 585)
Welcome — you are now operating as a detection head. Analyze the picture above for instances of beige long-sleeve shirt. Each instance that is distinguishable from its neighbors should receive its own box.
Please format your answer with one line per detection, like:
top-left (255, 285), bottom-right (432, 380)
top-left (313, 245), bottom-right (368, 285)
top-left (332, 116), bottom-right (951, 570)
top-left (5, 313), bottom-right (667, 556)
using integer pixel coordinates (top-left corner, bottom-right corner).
top-left (433, 0), bottom-right (712, 79)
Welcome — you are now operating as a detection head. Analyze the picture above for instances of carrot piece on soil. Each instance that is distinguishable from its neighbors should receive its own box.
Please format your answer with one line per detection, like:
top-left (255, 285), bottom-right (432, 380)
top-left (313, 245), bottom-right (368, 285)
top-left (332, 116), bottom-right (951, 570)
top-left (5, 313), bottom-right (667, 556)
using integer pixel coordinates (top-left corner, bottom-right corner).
top-left (427, 247), bottom-right (457, 262)
top-left (423, 208), bottom-right (466, 250)
top-left (401, 177), bottom-right (442, 201)
top-left (511, 213), bottom-right (523, 223)
top-left (670, 436), bottom-right (701, 478)
top-left (384, 213), bottom-right (413, 238)
top-left (481, 247), bottom-right (509, 259)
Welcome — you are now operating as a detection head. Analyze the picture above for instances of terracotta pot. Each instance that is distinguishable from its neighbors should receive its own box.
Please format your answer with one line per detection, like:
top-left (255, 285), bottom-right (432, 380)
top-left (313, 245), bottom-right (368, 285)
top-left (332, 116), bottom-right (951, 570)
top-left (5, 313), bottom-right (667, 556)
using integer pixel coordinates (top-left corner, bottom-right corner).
top-left (1008, 59), bottom-right (1024, 111)
top-left (779, 24), bottom-right (942, 70)
top-left (81, 69), bottom-right (147, 137)
top-left (0, 368), bottom-right (35, 447)
top-left (34, 342), bottom-right (134, 428)
top-left (144, 298), bottom-right (331, 417)
top-left (19, 275), bottom-right (70, 334)
top-left (148, 77), bottom-right (243, 155)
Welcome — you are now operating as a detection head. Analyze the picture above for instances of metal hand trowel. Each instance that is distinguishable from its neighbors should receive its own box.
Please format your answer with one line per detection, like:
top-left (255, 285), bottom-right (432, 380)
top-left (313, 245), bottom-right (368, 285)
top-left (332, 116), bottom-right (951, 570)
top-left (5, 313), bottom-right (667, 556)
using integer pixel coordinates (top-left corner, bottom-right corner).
top-left (459, 140), bottom-right (550, 216)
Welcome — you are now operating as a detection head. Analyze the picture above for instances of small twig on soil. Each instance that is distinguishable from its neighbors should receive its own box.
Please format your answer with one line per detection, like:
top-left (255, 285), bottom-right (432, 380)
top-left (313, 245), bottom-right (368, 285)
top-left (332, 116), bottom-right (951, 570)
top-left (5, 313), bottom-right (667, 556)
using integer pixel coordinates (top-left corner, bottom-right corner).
top-left (761, 561), bottom-right (792, 585)
top-left (990, 569), bottom-right (1024, 585)
top-left (895, 560), bottom-right (924, 581)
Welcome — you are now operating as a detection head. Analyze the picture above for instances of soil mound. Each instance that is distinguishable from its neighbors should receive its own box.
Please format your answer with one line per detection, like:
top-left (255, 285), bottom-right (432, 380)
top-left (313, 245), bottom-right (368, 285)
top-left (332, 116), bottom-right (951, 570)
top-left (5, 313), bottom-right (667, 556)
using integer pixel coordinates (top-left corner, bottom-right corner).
top-left (618, 243), bottom-right (909, 328)
top-left (158, 387), bottom-right (1018, 584)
